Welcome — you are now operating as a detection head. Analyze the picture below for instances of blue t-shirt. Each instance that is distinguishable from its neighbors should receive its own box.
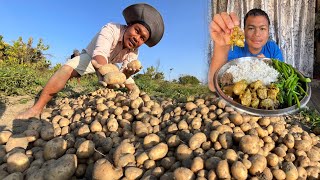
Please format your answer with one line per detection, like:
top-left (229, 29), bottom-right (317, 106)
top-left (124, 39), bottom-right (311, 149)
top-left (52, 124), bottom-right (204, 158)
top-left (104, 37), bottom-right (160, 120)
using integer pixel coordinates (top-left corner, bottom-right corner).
top-left (228, 40), bottom-right (284, 61)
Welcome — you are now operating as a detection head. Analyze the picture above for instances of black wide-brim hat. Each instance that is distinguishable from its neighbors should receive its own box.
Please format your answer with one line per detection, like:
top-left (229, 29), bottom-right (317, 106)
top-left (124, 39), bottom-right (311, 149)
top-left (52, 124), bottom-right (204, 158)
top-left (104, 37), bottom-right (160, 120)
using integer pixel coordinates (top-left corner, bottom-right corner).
top-left (123, 3), bottom-right (164, 47)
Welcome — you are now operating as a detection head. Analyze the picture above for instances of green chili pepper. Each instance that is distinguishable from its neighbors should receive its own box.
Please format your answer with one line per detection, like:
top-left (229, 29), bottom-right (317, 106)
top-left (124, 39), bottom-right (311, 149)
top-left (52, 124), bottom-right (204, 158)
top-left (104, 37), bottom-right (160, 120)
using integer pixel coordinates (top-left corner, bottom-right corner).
top-left (297, 84), bottom-right (307, 96)
top-left (288, 91), bottom-right (293, 107)
top-left (293, 68), bottom-right (312, 83)
top-left (293, 93), bottom-right (300, 108)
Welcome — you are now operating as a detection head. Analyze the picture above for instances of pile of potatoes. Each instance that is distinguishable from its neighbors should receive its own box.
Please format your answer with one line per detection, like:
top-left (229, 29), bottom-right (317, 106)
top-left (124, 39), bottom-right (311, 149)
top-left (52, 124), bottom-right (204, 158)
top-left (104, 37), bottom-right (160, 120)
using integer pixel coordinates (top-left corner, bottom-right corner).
top-left (0, 88), bottom-right (319, 180)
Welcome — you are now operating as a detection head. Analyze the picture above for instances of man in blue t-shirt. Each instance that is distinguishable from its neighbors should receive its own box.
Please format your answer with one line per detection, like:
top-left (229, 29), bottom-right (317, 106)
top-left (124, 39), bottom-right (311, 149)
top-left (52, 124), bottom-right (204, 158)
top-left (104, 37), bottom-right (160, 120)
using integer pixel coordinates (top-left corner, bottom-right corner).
top-left (208, 8), bottom-right (283, 91)
top-left (228, 40), bottom-right (283, 61)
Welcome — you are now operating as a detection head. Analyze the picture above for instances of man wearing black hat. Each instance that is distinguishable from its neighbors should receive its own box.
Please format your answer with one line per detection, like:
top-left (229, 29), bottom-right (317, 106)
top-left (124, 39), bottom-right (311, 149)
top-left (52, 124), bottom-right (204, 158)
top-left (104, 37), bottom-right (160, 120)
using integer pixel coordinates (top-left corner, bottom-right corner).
top-left (16, 3), bottom-right (164, 119)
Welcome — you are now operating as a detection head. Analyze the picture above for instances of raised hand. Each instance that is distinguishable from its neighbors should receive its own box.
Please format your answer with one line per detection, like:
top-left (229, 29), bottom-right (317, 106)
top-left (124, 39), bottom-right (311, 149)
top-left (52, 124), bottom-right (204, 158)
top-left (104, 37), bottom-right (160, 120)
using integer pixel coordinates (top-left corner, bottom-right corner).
top-left (209, 12), bottom-right (240, 47)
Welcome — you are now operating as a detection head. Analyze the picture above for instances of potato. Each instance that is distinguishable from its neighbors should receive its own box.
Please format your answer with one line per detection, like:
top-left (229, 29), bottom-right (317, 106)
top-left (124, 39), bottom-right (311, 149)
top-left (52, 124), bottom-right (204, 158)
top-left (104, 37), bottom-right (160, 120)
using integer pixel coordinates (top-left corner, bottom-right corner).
top-left (113, 142), bottom-right (135, 167)
top-left (3, 172), bottom-right (23, 180)
top-left (189, 132), bottom-right (207, 150)
top-left (7, 152), bottom-right (30, 173)
top-left (266, 153), bottom-right (279, 167)
top-left (133, 121), bottom-right (148, 137)
top-left (190, 157), bottom-right (204, 173)
top-left (272, 169), bottom-right (286, 180)
top-left (44, 154), bottom-right (77, 180)
top-left (306, 147), bottom-right (320, 162)
top-left (5, 135), bottom-right (29, 152)
top-left (143, 159), bottom-right (156, 170)
top-left (103, 72), bottom-right (126, 85)
top-left (107, 118), bottom-right (119, 132)
top-left (76, 140), bottom-right (95, 159)
top-left (125, 167), bottom-right (143, 179)
top-left (43, 137), bottom-right (67, 160)
top-left (229, 113), bottom-right (243, 125)
top-left (92, 159), bottom-right (123, 180)
top-left (239, 135), bottom-right (260, 154)
top-left (283, 133), bottom-right (295, 149)
top-left (216, 125), bottom-right (233, 134)
top-left (208, 170), bottom-right (217, 180)
top-left (144, 134), bottom-right (160, 149)
top-left (118, 154), bottom-right (135, 168)
top-left (0, 131), bottom-right (12, 145)
top-left (98, 64), bottom-right (119, 75)
top-left (216, 159), bottom-right (231, 179)
top-left (282, 162), bottom-right (298, 180)
top-left (224, 149), bottom-right (238, 163)
top-left (176, 144), bottom-right (193, 161)
top-left (173, 167), bottom-right (195, 180)
top-left (218, 132), bottom-right (233, 149)
top-left (231, 161), bottom-right (248, 180)
top-left (90, 120), bottom-right (102, 132)
top-left (148, 143), bottom-right (168, 160)
top-left (127, 60), bottom-right (142, 70)
top-left (160, 172), bottom-right (174, 180)
top-left (273, 147), bottom-right (286, 158)
top-left (136, 152), bottom-right (149, 166)
top-left (248, 154), bottom-right (267, 175)
top-left (297, 167), bottom-right (307, 179)
top-left (75, 164), bottom-right (87, 177)
top-left (185, 102), bottom-right (197, 111)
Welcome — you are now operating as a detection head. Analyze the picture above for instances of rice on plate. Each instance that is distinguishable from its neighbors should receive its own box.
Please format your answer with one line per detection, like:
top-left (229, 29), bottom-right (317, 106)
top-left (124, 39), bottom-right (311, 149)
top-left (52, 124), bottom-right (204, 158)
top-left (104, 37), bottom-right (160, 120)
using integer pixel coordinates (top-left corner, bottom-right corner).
top-left (225, 59), bottom-right (279, 85)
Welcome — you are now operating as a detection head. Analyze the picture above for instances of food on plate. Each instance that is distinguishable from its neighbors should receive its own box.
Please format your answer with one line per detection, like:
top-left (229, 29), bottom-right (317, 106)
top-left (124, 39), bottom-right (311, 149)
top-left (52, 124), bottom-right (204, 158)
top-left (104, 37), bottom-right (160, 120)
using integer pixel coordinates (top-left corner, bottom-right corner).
top-left (219, 59), bottom-right (311, 109)
top-left (223, 59), bottom-right (279, 85)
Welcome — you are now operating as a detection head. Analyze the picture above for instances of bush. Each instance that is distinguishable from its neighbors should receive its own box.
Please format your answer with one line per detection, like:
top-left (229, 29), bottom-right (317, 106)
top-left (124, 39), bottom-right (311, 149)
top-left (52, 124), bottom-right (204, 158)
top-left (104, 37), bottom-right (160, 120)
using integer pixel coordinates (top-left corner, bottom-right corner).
top-left (0, 64), bottom-right (49, 96)
top-left (178, 75), bottom-right (201, 85)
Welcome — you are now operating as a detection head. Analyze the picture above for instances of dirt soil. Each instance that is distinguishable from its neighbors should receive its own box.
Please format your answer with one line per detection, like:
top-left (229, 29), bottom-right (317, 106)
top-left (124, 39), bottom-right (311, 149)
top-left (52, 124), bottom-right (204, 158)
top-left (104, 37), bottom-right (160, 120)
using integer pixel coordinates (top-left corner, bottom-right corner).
top-left (0, 95), bottom-right (37, 133)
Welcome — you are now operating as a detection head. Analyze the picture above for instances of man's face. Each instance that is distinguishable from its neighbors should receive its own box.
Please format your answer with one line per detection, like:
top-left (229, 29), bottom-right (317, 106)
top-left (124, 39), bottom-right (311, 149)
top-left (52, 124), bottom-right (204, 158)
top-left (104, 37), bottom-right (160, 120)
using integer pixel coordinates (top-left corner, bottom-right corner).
top-left (123, 23), bottom-right (150, 50)
top-left (244, 16), bottom-right (269, 51)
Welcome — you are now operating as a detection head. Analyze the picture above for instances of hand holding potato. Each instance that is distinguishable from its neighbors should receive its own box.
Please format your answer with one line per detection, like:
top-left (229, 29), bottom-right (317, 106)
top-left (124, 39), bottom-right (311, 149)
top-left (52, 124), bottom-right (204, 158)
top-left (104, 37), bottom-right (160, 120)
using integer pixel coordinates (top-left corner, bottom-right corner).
top-left (123, 60), bottom-right (142, 78)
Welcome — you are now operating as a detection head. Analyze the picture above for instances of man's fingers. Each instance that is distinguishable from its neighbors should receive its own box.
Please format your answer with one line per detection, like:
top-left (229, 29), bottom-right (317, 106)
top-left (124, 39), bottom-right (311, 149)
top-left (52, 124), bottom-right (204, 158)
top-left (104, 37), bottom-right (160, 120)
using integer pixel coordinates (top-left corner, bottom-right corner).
top-left (230, 12), bottom-right (240, 26)
top-left (221, 12), bottom-right (236, 30)
top-left (213, 14), bottom-right (229, 34)
top-left (210, 21), bottom-right (223, 35)
top-left (99, 81), bottom-right (108, 87)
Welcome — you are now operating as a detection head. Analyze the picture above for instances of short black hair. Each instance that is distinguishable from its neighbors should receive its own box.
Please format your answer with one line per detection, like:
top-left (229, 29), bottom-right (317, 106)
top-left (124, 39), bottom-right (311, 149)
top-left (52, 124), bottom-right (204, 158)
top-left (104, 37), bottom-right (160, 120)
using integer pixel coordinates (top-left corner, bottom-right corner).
top-left (244, 8), bottom-right (270, 27)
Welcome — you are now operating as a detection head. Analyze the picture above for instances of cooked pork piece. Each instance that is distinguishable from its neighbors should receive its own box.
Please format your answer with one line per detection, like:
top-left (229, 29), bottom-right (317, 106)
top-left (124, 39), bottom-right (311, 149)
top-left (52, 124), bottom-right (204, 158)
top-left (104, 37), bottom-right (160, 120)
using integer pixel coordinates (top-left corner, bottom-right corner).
top-left (233, 80), bottom-right (248, 95)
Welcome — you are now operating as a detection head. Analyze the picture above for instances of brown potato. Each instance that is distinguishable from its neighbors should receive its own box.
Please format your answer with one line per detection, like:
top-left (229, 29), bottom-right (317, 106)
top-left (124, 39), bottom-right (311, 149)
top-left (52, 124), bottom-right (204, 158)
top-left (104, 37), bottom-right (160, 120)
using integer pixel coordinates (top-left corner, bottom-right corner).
top-left (103, 72), bottom-right (126, 85)
top-left (98, 64), bottom-right (119, 75)
top-left (127, 60), bottom-right (142, 70)
top-left (231, 161), bottom-right (248, 180)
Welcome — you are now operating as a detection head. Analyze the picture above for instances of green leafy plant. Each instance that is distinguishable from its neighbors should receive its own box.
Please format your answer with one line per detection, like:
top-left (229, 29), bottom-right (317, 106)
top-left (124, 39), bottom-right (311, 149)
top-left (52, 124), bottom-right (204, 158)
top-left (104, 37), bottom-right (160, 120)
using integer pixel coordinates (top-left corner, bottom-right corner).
top-left (298, 108), bottom-right (320, 127)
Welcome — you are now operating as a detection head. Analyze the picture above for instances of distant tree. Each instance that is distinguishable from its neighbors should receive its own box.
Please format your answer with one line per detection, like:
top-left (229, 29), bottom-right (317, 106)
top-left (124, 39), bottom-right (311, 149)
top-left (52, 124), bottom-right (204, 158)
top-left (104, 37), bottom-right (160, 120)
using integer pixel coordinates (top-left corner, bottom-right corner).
top-left (178, 75), bottom-right (200, 85)
top-left (0, 35), bottom-right (8, 61)
top-left (3, 36), bottom-right (50, 69)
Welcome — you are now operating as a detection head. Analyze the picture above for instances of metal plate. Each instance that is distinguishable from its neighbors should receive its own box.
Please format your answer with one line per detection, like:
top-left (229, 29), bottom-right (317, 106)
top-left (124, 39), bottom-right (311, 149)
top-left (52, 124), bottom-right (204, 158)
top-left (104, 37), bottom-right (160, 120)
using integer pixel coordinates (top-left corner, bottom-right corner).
top-left (213, 57), bottom-right (311, 116)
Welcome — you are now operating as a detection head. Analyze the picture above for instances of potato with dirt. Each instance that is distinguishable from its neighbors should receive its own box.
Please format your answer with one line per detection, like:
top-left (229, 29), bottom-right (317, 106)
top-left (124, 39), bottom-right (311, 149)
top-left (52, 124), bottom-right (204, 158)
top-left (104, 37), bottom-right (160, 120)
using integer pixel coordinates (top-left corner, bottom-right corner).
top-left (92, 159), bottom-right (123, 180)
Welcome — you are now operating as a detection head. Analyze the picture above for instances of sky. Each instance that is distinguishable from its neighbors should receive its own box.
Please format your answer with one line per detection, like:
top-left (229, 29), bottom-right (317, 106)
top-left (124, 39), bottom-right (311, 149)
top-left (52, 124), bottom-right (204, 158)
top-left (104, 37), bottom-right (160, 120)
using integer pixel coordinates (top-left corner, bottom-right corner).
top-left (0, 0), bottom-right (211, 82)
